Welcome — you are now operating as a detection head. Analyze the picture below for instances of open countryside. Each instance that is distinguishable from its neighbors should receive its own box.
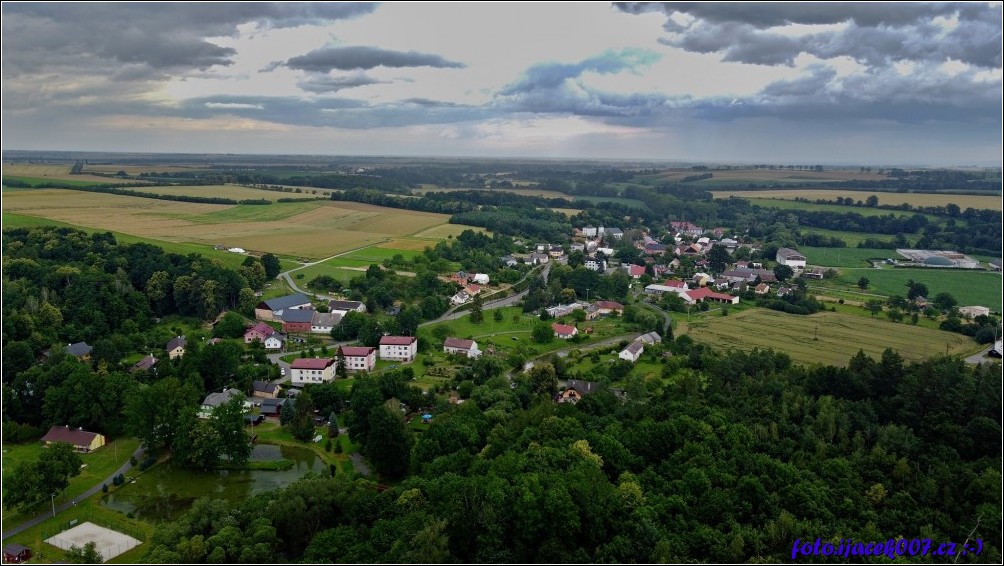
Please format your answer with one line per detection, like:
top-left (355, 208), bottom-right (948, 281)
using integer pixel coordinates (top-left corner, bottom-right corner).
top-left (711, 189), bottom-right (1002, 210)
top-left (1, 188), bottom-right (476, 259)
top-left (684, 309), bottom-right (981, 367)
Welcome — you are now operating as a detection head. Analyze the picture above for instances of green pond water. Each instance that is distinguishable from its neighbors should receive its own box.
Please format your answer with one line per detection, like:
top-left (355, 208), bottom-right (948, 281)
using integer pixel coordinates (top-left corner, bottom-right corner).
top-left (100, 444), bottom-right (324, 522)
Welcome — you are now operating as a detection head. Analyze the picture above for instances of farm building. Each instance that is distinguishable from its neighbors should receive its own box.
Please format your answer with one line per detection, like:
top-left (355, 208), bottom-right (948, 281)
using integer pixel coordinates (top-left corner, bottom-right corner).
top-left (311, 311), bottom-right (343, 334)
top-left (328, 300), bottom-right (366, 314)
top-left (895, 249), bottom-right (981, 269)
top-left (281, 309), bottom-right (314, 334)
top-left (41, 425), bottom-right (106, 453)
top-left (255, 293), bottom-right (313, 321)
top-left (776, 248), bottom-right (807, 269)
top-left (958, 306), bottom-right (991, 319)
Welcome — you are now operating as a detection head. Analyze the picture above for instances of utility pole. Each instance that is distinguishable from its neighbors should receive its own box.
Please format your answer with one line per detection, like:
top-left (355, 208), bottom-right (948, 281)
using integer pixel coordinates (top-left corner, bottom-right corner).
top-left (51, 493), bottom-right (56, 518)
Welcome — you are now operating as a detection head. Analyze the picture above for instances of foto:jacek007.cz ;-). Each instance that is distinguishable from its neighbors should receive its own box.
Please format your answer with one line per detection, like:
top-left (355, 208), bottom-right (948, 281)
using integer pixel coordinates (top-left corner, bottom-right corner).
top-left (791, 537), bottom-right (983, 560)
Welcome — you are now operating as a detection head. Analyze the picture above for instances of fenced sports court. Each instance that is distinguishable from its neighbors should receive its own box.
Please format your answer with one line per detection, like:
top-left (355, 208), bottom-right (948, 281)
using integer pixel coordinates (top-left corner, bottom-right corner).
top-left (44, 521), bottom-right (141, 562)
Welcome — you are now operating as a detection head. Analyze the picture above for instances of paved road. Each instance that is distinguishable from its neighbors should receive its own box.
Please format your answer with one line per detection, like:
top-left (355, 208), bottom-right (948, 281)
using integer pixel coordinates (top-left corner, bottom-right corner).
top-left (965, 345), bottom-right (1000, 365)
top-left (520, 333), bottom-right (641, 372)
top-left (278, 241), bottom-right (392, 300)
top-left (1, 445), bottom-right (145, 541)
top-left (420, 263), bottom-right (551, 326)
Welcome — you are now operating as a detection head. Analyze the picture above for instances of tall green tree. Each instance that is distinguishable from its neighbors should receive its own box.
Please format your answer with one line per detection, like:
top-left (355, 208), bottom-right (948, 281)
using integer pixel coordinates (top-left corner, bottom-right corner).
top-left (365, 401), bottom-right (413, 480)
top-left (260, 253), bottom-right (282, 280)
top-left (288, 390), bottom-right (317, 442)
top-left (707, 244), bottom-right (731, 274)
top-left (469, 294), bottom-right (484, 324)
top-left (2, 442), bottom-right (82, 511)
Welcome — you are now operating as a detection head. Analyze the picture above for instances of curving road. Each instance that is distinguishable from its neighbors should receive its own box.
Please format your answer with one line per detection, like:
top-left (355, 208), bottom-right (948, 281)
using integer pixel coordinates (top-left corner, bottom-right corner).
top-left (1, 445), bottom-right (145, 541)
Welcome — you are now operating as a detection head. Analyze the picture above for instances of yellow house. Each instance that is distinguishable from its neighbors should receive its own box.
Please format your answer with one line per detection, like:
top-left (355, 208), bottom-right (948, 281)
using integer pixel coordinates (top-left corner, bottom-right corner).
top-left (166, 335), bottom-right (186, 360)
top-left (41, 425), bottom-right (106, 452)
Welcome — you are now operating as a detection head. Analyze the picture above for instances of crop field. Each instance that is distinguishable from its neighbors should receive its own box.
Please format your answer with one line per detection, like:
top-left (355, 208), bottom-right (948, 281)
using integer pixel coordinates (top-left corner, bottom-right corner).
top-left (549, 207), bottom-right (584, 217)
top-left (801, 247), bottom-right (900, 268)
top-left (711, 189), bottom-right (1002, 210)
top-left (83, 164), bottom-right (211, 175)
top-left (2, 163), bottom-right (139, 184)
top-left (799, 227), bottom-right (895, 246)
top-left (128, 184), bottom-right (323, 202)
top-left (340, 246), bottom-right (423, 262)
top-left (742, 197), bottom-right (951, 222)
top-left (2, 188), bottom-right (469, 259)
top-left (685, 309), bottom-right (980, 366)
top-left (647, 168), bottom-right (887, 184)
top-left (411, 224), bottom-right (487, 239)
top-left (818, 267), bottom-right (1003, 311)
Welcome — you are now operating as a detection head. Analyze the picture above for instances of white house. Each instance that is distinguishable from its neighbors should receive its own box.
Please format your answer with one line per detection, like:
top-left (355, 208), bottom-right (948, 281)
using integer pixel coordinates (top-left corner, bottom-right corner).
top-left (450, 291), bottom-right (470, 305)
top-left (444, 337), bottom-right (481, 358)
top-left (552, 323), bottom-right (578, 339)
top-left (290, 358), bottom-right (336, 386)
top-left (776, 248), bottom-right (807, 270)
top-left (328, 300), bottom-right (366, 315)
top-left (263, 333), bottom-right (286, 351)
top-left (472, 273), bottom-right (490, 285)
top-left (379, 336), bottom-right (418, 362)
top-left (340, 346), bottom-right (376, 372)
top-left (582, 226), bottom-right (598, 237)
top-left (619, 341), bottom-right (644, 363)
top-left (584, 257), bottom-right (606, 272)
top-left (199, 388), bottom-right (250, 419)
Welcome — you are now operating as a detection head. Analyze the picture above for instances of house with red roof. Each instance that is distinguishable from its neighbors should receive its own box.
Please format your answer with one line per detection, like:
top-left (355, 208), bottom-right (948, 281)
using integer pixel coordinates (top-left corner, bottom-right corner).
top-left (379, 336), bottom-right (418, 362)
top-left (626, 264), bottom-right (646, 278)
top-left (41, 425), bottom-right (106, 453)
top-left (684, 287), bottom-right (739, 305)
top-left (662, 279), bottom-right (689, 290)
top-left (443, 337), bottom-right (481, 358)
top-left (552, 323), bottom-right (578, 339)
top-left (340, 346), bottom-right (376, 372)
top-left (244, 322), bottom-right (275, 344)
top-left (290, 358), bottom-right (336, 386)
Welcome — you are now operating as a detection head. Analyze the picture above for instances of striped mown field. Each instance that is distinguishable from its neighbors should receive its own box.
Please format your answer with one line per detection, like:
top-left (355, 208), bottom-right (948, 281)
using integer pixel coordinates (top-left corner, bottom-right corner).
top-left (685, 308), bottom-right (980, 367)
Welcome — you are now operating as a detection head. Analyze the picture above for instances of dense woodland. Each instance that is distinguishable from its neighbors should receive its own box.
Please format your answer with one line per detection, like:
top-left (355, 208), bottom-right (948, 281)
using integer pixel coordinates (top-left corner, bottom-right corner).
top-left (140, 347), bottom-right (1001, 563)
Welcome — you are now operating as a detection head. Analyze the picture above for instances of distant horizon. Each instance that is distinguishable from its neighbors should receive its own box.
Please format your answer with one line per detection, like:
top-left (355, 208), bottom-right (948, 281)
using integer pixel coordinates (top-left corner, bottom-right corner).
top-left (2, 3), bottom-right (1000, 166)
top-left (2, 148), bottom-right (998, 170)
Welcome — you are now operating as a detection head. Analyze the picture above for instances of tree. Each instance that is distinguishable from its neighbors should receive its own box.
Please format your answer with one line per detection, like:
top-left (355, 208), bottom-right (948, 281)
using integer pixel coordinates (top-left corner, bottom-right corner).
top-left (213, 396), bottom-right (252, 467)
top-left (213, 311), bottom-right (247, 338)
top-left (528, 363), bottom-right (557, 395)
top-left (865, 195), bottom-right (879, 207)
top-left (493, 309), bottom-right (504, 322)
top-left (288, 390), bottom-right (317, 442)
top-left (280, 398), bottom-right (296, 426)
top-left (532, 321), bottom-right (553, 344)
top-left (886, 308), bottom-right (904, 323)
top-left (905, 280), bottom-right (929, 300)
top-left (707, 244), bottom-right (731, 274)
top-left (865, 299), bottom-right (883, 316)
top-left (260, 253), bottom-right (282, 280)
top-left (2, 442), bottom-right (82, 511)
top-left (773, 264), bottom-right (794, 283)
top-left (469, 294), bottom-right (484, 324)
top-left (857, 277), bottom-right (870, 290)
top-left (65, 541), bottom-right (103, 564)
top-left (932, 292), bottom-right (957, 312)
top-left (365, 401), bottom-right (413, 480)
top-left (328, 412), bottom-right (339, 437)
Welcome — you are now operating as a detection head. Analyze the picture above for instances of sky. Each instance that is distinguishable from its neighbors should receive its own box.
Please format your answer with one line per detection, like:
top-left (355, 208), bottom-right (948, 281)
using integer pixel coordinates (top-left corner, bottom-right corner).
top-left (2, 2), bottom-right (1001, 165)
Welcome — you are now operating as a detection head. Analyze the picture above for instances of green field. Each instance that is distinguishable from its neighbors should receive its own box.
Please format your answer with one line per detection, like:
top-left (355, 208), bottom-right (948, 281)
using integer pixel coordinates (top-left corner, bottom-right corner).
top-left (746, 197), bottom-right (950, 223)
top-left (819, 267), bottom-right (1003, 311)
top-left (340, 246), bottom-right (423, 262)
top-left (799, 227), bottom-right (895, 246)
top-left (685, 308), bottom-right (981, 367)
top-left (571, 196), bottom-right (651, 211)
top-left (174, 201), bottom-right (322, 224)
top-left (801, 247), bottom-right (899, 268)
top-left (2, 176), bottom-right (109, 187)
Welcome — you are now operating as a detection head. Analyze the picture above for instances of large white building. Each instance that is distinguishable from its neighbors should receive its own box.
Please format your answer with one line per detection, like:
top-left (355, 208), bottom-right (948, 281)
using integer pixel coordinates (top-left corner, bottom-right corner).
top-left (290, 358), bottom-right (336, 386)
top-left (776, 248), bottom-right (807, 270)
top-left (379, 336), bottom-right (418, 362)
top-left (340, 346), bottom-right (376, 372)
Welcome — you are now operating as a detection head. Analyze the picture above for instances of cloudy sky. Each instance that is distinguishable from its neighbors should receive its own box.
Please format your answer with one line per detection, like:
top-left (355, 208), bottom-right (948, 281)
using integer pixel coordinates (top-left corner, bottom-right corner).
top-left (2, 2), bottom-right (1001, 165)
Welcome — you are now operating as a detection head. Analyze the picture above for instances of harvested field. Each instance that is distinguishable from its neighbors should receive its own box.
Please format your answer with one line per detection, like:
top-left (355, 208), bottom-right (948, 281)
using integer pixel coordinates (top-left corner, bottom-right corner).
top-left (712, 189), bottom-right (1002, 210)
top-left (3, 163), bottom-right (137, 184)
top-left (378, 238), bottom-right (437, 251)
top-left (2, 188), bottom-right (470, 259)
top-left (685, 308), bottom-right (980, 367)
top-left (654, 168), bottom-right (887, 183)
top-left (411, 224), bottom-right (487, 239)
top-left (128, 184), bottom-right (307, 201)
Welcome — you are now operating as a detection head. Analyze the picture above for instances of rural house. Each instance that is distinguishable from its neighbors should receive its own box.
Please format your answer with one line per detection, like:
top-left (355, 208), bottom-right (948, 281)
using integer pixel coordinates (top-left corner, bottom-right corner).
top-left (165, 335), bottom-right (186, 359)
top-left (64, 341), bottom-right (93, 361)
top-left (41, 425), bottom-right (106, 453)
top-left (198, 388), bottom-right (249, 419)
top-left (444, 337), bottom-right (481, 358)
top-left (252, 380), bottom-right (280, 399)
top-left (263, 332), bottom-right (286, 350)
top-left (311, 311), bottom-right (343, 334)
top-left (379, 336), bottom-right (418, 362)
top-left (558, 379), bottom-right (601, 404)
top-left (255, 293), bottom-right (313, 321)
top-left (340, 346), bottom-right (376, 372)
top-left (328, 300), bottom-right (366, 315)
top-left (3, 544), bottom-right (32, 564)
top-left (244, 322), bottom-right (275, 343)
top-left (130, 354), bottom-right (157, 373)
top-left (290, 358), bottom-right (336, 386)
top-left (638, 331), bottom-right (662, 345)
top-left (552, 323), bottom-right (578, 339)
top-left (619, 340), bottom-right (644, 363)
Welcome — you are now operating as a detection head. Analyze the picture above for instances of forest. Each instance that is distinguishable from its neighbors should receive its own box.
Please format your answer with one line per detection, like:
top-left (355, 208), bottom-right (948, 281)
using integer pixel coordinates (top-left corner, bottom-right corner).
top-left (139, 346), bottom-right (1001, 563)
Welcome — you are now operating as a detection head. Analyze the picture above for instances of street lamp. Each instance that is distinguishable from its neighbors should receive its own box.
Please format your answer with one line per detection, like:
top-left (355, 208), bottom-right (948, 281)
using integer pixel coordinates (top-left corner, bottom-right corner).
top-left (51, 493), bottom-right (56, 517)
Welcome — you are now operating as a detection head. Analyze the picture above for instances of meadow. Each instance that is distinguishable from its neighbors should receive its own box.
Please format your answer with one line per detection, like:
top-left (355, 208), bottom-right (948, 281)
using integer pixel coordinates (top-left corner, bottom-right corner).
top-left (819, 267), bottom-right (1003, 311)
top-left (742, 197), bottom-right (951, 222)
top-left (801, 247), bottom-right (900, 268)
top-left (711, 189), bottom-right (1002, 210)
top-left (1, 188), bottom-right (471, 259)
top-left (798, 227), bottom-right (895, 246)
top-left (684, 309), bottom-right (981, 367)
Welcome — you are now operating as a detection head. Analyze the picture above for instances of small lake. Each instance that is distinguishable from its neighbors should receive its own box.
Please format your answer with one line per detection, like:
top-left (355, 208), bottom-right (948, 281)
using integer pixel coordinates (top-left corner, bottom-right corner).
top-left (100, 444), bottom-right (324, 522)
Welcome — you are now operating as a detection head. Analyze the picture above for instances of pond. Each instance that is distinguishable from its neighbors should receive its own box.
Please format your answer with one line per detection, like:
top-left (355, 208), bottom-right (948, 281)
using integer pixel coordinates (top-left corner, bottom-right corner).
top-left (100, 444), bottom-right (325, 522)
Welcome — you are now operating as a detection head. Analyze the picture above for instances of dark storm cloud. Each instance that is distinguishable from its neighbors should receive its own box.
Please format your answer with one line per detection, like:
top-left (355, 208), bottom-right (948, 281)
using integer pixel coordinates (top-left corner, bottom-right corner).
top-left (284, 46), bottom-right (465, 72)
top-left (296, 73), bottom-right (389, 93)
top-left (615, 2), bottom-right (1002, 69)
top-left (1, 3), bottom-right (377, 75)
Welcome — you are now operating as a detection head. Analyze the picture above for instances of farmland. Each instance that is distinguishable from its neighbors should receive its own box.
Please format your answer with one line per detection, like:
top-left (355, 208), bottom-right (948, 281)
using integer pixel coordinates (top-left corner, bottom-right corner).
top-left (1, 188), bottom-right (473, 259)
top-left (801, 247), bottom-right (900, 268)
top-left (417, 186), bottom-right (569, 200)
top-left (2, 163), bottom-right (139, 184)
top-left (641, 167), bottom-right (887, 185)
top-left (128, 184), bottom-right (331, 201)
top-left (711, 189), bottom-right (1002, 210)
top-left (685, 309), bottom-right (981, 367)
top-left (815, 267), bottom-right (1003, 311)
top-left (742, 197), bottom-right (951, 222)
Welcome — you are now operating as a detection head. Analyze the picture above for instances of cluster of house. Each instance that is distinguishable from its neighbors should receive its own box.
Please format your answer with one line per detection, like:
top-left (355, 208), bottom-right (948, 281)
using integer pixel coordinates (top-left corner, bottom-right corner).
top-left (285, 335), bottom-right (418, 386)
top-left (253, 293), bottom-right (366, 337)
top-left (617, 332), bottom-right (663, 363)
top-left (448, 272), bottom-right (490, 306)
top-left (545, 300), bottom-right (625, 320)
top-left (644, 278), bottom-right (740, 305)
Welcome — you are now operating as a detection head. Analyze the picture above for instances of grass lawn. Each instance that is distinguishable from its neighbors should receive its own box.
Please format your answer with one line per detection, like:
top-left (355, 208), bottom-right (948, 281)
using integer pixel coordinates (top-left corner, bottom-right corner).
top-left (815, 267), bottom-right (1003, 311)
top-left (684, 308), bottom-right (982, 367)
top-left (340, 246), bottom-right (423, 262)
top-left (798, 227), bottom-right (896, 247)
top-left (801, 247), bottom-right (900, 268)
top-left (1, 437), bottom-right (140, 532)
